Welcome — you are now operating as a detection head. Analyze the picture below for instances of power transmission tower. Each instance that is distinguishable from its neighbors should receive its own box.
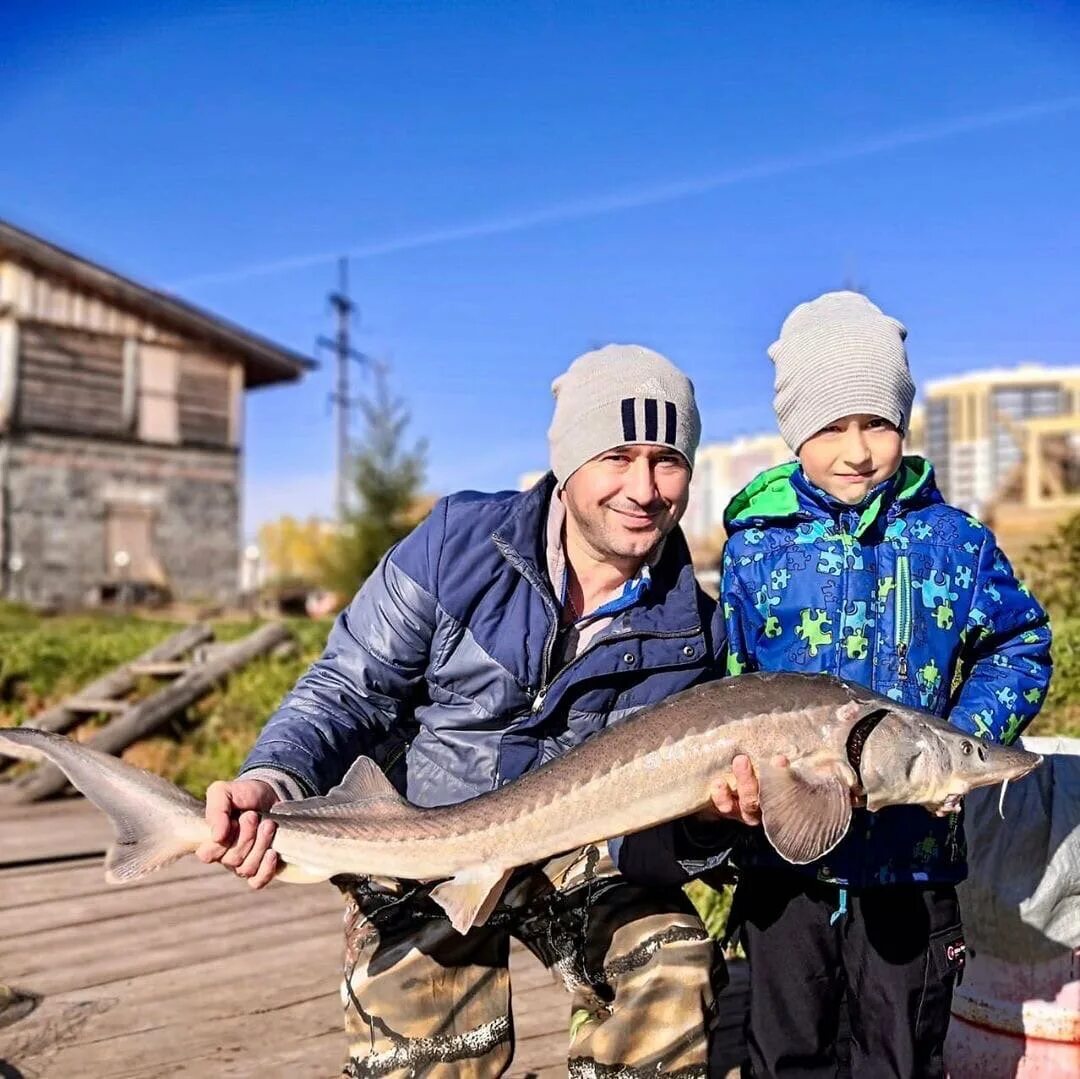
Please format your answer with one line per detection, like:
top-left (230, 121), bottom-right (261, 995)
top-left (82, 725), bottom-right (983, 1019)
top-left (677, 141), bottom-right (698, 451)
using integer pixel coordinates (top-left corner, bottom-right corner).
top-left (317, 257), bottom-right (370, 520)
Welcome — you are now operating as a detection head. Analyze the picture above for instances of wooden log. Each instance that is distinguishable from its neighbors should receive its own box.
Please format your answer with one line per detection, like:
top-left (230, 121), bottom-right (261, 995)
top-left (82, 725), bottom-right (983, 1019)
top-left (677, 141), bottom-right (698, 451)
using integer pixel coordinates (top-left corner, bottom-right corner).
top-left (0, 622), bottom-right (291, 804)
top-left (64, 698), bottom-right (129, 714)
top-left (21, 623), bottom-right (213, 735)
top-left (128, 661), bottom-right (191, 677)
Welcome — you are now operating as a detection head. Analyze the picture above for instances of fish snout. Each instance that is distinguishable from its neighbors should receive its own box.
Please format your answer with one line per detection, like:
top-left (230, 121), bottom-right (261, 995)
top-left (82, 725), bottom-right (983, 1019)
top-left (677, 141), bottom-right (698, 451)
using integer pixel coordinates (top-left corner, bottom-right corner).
top-left (954, 739), bottom-right (1043, 791)
top-left (1008, 749), bottom-right (1042, 780)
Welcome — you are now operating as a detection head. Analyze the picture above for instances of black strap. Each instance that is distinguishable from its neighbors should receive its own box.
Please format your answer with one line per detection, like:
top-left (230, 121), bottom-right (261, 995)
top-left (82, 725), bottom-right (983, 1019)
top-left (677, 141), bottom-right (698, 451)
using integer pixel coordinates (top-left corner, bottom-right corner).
top-left (846, 707), bottom-right (891, 783)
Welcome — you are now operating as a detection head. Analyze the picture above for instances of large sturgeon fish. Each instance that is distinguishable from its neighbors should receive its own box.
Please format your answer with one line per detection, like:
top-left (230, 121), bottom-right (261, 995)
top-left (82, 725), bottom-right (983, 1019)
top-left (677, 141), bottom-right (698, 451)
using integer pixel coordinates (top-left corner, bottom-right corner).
top-left (0, 672), bottom-right (1041, 933)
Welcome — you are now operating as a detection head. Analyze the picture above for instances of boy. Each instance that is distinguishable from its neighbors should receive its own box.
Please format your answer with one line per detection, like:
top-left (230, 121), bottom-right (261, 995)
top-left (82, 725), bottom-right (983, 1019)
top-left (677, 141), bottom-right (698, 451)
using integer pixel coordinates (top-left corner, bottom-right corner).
top-left (721, 291), bottom-right (1052, 1078)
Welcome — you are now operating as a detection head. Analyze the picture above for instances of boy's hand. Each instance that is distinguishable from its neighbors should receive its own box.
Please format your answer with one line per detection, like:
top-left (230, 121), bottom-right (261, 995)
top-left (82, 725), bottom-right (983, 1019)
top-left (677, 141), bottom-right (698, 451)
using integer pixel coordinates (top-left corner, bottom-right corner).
top-left (196, 779), bottom-right (281, 889)
top-left (698, 754), bottom-right (787, 827)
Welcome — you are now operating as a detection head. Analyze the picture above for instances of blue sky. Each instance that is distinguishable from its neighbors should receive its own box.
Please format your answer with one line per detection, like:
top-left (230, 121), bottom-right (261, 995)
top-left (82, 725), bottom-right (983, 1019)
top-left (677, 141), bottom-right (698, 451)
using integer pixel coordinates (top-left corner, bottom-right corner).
top-left (4, 1), bottom-right (1079, 534)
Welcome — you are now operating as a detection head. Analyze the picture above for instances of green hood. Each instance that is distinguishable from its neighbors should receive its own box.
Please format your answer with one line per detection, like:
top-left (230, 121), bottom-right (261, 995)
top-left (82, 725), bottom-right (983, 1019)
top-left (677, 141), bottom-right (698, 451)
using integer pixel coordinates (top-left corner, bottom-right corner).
top-left (724, 455), bottom-right (935, 538)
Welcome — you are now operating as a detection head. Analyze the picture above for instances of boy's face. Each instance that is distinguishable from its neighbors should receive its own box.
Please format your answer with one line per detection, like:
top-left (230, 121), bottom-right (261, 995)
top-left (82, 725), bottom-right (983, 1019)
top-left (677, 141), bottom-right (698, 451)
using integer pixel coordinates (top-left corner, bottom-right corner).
top-left (798, 414), bottom-right (903, 505)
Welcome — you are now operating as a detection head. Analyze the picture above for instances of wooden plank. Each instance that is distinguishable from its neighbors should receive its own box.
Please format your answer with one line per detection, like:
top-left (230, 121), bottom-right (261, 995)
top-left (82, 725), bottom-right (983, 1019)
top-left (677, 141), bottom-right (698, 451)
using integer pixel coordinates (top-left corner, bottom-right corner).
top-left (8, 952), bottom-right (561, 1079)
top-left (0, 853), bottom-right (210, 905)
top-left (2, 970), bottom-right (342, 1077)
top-left (0, 798), bottom-right (112, 864)
top-left (4, 884), bottom-right (339, 987)
top-left (0, 845), bottom-right (570, 1078)
top-left (20, 624), bottom-right (211, 736)
top-left (18, 396), bottom-right (124, 433)
top-left (127, 661), bottom-right (191, 677)
top-left (0, 802), bottom-right (725, 1078)
top-left (0, 862), bottom-right (344, 1077)
top-left (6, 867), bottom-right (241, 936)
top-left (32, 996), bottom-right (341, 1078)
top-left (124, 1031), bottom-right (347, 1079)
top-left (63, 697), bottom-right (129, 714)
top-left (4, 930), bottom-right (341, 1048)
top-left (1, 623), bottom-right (290, 803)
top-left (19, 349), bottom-right (125, 379)
top-left (512, 995), bottom-right (568, 1042)
top-left (20, 321), bottom-right (127, 360)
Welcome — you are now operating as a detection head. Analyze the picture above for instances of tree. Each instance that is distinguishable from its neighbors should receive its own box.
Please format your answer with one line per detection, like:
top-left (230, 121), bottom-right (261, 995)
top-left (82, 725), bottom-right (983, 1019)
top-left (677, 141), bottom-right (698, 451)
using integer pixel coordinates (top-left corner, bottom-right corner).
top-left (1020, 510), bottom-right (1080, 620)
top-left (321, 364), bottom-right (428, 596)
top-left (257, 515), bottom-right (337, 586)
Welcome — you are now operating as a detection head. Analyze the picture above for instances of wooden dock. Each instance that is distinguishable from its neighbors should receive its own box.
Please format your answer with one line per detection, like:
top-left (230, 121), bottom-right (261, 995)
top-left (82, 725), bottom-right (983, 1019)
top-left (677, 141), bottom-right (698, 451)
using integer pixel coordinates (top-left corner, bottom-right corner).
top-left (0, 799), bottom-right (747, 1077)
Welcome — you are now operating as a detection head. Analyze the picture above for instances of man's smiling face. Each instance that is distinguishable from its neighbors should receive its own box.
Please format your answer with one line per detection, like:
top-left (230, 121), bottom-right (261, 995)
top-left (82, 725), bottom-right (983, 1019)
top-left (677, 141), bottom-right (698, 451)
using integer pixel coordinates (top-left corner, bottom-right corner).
top-left (560, 444), bottom-right (691, 563)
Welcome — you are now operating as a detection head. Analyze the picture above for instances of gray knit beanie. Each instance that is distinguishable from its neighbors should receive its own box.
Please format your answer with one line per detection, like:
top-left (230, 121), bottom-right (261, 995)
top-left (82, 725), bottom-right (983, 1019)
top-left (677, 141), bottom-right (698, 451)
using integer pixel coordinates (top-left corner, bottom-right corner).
top-left (548, 344), bottom-right (701, 486)
top-left (769, 291), bottom-right (915, 452)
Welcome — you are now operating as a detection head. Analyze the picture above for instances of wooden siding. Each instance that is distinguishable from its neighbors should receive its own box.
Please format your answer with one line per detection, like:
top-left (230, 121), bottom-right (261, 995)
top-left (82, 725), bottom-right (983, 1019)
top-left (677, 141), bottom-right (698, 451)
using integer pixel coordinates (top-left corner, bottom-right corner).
top-left (0, 259), bottom-right (182, 345)
top-left (178, 352), bottom-right (231, 447)
top-left (17, 322), bottom-right (127, 436)
top-left (0, 235), bottom-right (310, 388)
top-left (12, 324), bottom-right (239, 450)
top-left (0, 315), bottom-right (16, 429)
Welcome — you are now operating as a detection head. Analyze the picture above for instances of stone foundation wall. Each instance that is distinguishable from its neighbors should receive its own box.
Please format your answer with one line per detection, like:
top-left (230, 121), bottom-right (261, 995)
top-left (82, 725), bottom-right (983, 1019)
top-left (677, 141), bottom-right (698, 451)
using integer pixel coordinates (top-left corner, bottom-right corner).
top-left (1, 432), bottom-right (240, 607)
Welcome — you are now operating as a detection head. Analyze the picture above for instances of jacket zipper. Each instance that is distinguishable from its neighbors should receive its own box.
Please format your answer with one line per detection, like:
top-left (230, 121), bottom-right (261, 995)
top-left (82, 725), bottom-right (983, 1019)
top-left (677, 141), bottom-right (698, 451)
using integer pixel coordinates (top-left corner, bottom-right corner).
top-left (894, 554), bottom-right (912, 678)
top-left (492, 533), bottom-right (562, 705)
top-left (492, 532), bottom-right (698, 716)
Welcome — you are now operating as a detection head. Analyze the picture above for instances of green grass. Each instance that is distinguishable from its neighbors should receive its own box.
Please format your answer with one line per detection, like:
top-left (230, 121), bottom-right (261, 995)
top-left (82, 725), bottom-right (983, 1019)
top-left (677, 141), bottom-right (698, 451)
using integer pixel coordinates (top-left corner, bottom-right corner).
top-left (1030, 614), bottom-right (1080, 738)
top-left (0, 606), bottom-right (181, 722)
top-left (0, 605), bottom-right (332, 796)
top-left (685, 879), bottom-right (738, 947)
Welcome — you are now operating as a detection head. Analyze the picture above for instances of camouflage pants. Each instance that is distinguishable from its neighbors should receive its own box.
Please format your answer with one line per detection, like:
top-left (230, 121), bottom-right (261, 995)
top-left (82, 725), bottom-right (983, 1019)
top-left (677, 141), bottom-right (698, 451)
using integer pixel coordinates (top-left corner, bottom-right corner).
top-left (335, 846), bottom-right (723, 1078)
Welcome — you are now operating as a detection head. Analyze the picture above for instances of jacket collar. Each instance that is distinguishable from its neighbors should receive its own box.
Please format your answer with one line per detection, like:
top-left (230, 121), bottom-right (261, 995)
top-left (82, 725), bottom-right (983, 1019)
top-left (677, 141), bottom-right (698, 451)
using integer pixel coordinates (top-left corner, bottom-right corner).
top-left (725, 455), bottom-right (941, 538)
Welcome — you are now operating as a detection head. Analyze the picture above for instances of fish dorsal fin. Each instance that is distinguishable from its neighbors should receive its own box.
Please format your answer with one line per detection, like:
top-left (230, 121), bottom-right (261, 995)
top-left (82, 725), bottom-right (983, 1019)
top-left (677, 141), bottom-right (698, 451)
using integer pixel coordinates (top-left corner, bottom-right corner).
top-left (429, 866), bottom-right (514, 935)
top-left (270, 756), bottom-right (413, 820)
top-left (758, 759), bottom-right (853, 865)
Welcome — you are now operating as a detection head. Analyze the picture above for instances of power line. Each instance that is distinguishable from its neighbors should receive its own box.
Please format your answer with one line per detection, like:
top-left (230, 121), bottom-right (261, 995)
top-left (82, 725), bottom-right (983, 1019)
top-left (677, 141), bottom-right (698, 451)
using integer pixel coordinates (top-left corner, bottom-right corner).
top-left (316, 257), bottom-right (371, 520)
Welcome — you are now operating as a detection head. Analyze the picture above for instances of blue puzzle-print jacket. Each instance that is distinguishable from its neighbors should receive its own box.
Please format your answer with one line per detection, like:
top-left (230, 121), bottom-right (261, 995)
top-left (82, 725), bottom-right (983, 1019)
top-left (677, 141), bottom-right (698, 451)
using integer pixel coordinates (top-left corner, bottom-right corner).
top-left (721, 456), bottom-right (1052, 887)
top-left (241, 474), bottom-right (724, 816)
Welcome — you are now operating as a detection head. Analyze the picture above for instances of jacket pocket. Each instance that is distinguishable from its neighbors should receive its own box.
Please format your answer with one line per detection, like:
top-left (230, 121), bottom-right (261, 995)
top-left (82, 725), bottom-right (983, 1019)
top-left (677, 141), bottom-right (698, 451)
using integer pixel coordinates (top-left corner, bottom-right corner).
top-left (495, 733), bottom-right (541, 788)
top-left (915, 893), bottom-right (966, 1050)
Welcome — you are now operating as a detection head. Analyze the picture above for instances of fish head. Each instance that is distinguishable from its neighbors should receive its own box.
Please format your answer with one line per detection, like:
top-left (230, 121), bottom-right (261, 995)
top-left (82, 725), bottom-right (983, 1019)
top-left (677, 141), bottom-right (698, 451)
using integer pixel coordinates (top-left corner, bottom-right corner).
top-left (849, 703), bottom-right (1043, 813)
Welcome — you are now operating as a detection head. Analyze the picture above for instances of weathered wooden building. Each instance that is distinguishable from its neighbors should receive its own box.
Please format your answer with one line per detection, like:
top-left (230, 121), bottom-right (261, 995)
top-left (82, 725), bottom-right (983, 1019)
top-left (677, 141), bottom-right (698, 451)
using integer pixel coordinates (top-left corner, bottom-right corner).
top-left (0, 221), bottom-right (311, 608)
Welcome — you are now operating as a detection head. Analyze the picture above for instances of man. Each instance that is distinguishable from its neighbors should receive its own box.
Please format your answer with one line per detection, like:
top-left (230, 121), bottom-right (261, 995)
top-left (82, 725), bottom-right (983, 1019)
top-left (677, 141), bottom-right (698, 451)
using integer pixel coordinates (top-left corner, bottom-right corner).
top-left (198, 344), bottom-right (759, 1077)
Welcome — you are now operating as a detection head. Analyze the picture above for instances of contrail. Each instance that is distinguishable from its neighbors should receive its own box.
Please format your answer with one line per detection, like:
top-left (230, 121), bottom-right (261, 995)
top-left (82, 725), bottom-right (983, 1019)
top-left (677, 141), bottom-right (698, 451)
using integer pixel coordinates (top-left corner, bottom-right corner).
top-left (170, 96), bottom-right (1080, 290)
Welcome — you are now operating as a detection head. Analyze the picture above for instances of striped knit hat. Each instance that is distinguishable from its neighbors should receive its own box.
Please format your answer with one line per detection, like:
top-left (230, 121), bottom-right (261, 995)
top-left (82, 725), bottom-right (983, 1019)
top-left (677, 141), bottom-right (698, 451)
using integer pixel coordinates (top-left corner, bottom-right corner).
top-left (769, 291), bottom-right (915, 452)
top-left (548, 344), bottom-right (700, 486)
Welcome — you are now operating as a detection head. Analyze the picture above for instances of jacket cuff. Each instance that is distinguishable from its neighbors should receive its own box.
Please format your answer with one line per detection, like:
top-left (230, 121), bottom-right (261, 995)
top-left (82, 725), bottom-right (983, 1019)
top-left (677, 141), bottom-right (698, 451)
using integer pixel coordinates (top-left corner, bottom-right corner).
top-left (238, 766), bottom-right (308, 802)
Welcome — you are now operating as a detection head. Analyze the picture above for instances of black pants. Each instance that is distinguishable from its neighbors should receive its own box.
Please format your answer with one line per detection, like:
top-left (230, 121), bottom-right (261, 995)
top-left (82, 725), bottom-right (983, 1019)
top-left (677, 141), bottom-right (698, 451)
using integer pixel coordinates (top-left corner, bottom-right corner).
top-left (732, 870), bottom-right (965, 1079)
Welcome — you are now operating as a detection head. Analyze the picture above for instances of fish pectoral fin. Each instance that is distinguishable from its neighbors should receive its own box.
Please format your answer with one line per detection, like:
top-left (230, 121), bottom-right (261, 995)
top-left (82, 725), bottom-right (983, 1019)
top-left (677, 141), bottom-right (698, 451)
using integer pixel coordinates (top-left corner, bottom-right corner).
top-left (274, 860), bottom-right (332, 884)
top-left (429, 866), bottom-right (513, 935)
top-left (270, 757), bottom-right (414, 821)
top-left (758, 760), bottom-right (853, 865)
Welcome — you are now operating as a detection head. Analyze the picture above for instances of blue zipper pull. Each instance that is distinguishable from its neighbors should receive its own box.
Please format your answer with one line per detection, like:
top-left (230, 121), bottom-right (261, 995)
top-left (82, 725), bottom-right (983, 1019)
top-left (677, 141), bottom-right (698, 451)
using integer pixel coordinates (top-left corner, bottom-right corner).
top-left (830, 887), bottom-right (849, 926)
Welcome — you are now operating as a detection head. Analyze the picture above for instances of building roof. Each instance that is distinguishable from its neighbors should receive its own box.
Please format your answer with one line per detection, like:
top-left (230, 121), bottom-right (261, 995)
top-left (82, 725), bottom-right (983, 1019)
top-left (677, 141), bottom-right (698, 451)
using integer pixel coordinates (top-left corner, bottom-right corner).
top-left (925, 363), bottom-right (1080, 395)
top-left (0, 219), bottom-right (314, 388)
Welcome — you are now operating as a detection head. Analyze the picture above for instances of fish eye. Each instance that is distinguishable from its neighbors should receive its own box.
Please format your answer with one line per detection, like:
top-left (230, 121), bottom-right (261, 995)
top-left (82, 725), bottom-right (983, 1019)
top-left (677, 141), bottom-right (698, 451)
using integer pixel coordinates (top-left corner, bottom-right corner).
top-left (977, 745), bottom-right (987, 761)
top-left (960, 740), bottom-right (973, 755)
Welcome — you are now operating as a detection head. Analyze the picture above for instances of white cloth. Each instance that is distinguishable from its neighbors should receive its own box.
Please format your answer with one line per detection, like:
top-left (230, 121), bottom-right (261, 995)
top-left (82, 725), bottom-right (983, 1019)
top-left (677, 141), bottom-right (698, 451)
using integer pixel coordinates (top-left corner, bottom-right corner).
top-left (959, 736), bottom-right (1080, 963)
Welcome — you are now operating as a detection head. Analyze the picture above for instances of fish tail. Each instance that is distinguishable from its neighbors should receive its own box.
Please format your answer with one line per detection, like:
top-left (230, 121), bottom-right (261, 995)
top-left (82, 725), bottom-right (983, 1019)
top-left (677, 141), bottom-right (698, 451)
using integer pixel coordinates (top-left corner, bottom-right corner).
top-left (0, 727), bottom-right (207, 881)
